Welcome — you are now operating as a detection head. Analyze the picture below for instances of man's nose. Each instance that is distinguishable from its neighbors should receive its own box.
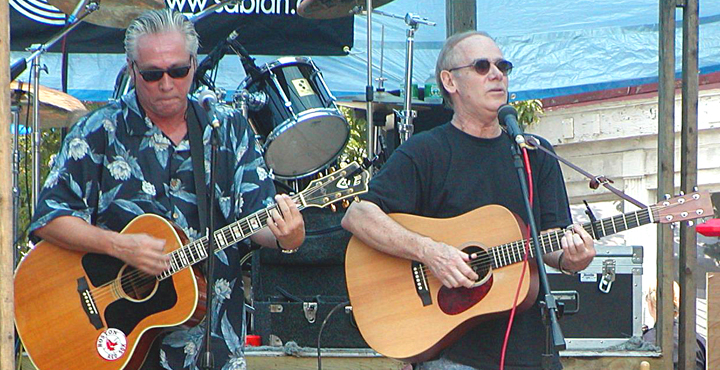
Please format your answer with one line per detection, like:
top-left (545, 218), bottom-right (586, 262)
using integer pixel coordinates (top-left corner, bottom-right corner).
top-left (158, 72), bottom-right (174, 91)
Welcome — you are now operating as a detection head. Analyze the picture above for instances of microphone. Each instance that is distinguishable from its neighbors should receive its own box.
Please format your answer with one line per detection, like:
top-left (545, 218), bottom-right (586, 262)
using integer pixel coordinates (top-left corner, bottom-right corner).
top-left (198, 88), bottom-right (221, 128)
top-left (497, 104), bottom-right (526, 147)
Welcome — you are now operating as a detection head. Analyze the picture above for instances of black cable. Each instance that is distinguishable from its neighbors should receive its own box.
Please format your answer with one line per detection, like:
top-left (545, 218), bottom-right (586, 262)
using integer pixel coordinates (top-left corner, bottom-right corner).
top-left (317, 300), bottom-right (350, 370)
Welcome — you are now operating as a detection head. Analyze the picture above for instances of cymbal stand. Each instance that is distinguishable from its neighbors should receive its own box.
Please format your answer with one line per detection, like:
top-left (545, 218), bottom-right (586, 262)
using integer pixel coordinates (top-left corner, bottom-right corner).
top-left (13, 3), bottom-right (98, 211)
top-left (370, 11), bottom-right (435, 143)
top-left (188, 0), bottom-right (238, 23)
top-left (11, 106), bottom-right (21, 264)
top-left (365, 0), bottom-right (376, 172)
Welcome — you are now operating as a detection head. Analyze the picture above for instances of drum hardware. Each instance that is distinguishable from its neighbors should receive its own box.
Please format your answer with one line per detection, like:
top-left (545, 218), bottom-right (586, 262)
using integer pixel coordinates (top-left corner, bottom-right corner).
top-left (372, 11), bottom-right (437, 143)
top-left (10, 81), bottom-right (89, 129)
top-left (9, 1), bottom-right (97, 212)
top-left (188, 0), bottom-right (239, 23)
top-left (48, 0), bottom-right (164, 29)
top-left (297, 0), bottom-right (395, 19)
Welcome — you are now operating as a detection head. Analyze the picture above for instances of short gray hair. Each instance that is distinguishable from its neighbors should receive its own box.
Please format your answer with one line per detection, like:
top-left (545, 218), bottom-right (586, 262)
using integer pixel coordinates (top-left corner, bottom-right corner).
top-left (124, 9), bottom-right (200, 62)
top-left (435, 30), bottom-right (493, 108)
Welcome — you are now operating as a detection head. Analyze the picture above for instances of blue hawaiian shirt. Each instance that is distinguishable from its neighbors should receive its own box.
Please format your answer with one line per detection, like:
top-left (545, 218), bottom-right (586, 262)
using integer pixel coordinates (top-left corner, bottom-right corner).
top-left (30, 90), bottom-right (276, 370)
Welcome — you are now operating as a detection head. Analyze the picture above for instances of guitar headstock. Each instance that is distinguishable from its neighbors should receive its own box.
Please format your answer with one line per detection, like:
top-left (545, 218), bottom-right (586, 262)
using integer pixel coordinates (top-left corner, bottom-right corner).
top-left (655, 190), bottom-right (713, 224)
top-left (302, 162), bottom-right (370, 209)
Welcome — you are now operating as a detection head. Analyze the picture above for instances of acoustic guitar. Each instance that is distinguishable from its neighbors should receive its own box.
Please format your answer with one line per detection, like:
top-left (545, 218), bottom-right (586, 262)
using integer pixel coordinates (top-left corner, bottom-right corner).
top-left (345, 191), bottom-right (713, 362)
top-left (15, 162), bottom-right (368, 370)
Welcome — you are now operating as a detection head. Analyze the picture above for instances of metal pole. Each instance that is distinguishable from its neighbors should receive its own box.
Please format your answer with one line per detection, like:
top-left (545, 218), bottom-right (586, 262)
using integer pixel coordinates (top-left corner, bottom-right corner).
top-left (31, 49), bottom-right (43, 212)
top-left (365, 0), bottom-right (376, 168)
top-left (679, 0), bottom-right (699, 368)
top-left (657, 1), bottom-right (677, 368)
top-left (398, 24), bottom-right (417, 143)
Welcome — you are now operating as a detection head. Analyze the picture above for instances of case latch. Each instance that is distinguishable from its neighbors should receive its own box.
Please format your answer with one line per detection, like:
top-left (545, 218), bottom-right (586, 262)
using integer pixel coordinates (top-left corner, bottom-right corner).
top-left (303, 302), bottom-right (318, 323)
top-left (599, 259), bottom-right (616, 294)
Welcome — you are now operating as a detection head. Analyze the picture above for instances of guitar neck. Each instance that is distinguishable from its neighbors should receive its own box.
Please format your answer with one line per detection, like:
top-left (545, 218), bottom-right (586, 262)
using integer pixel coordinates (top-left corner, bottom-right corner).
top-left (158, 193), bottom-right (307, 280)
top-left (489, 205), bottom-right (658, 269)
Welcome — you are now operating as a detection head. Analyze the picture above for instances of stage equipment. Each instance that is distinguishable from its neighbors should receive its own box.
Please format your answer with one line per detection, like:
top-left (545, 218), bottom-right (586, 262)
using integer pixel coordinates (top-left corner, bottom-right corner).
top-left (11, 81), bottom-right (88, 129)
top-left (14, 164), bottom-right (369, 370)
top-left (297, 0), bottom-right (395, 19)
top-left (9, 1), bottom-right (97, 213)
top-left (48, 0), bottom-right (164, 29)
top-left (237, 57), bottom-right (349, 180)
top-left (371, 10), bottom-right (436, 143)
top-left (336, 91), bottom-right (428, 114)
top-left (344, 192), bottom-right (712, 362)
top-left (548, 246), bottom-right (644, 351)
top-left (252, 207), bottom-right (369, 348)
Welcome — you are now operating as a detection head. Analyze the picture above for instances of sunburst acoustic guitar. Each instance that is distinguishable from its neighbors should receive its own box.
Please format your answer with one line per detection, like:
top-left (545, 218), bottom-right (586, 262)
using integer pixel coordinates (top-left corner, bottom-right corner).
top-left (15, 162), bottom-right (369, 370)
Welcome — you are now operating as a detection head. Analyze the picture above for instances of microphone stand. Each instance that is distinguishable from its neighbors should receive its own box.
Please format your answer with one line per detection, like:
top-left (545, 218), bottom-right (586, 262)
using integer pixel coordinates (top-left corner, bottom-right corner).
top-left (505, 131), bottom-right (565, 370)
top-left (201, 120), bottom-right (222, 370)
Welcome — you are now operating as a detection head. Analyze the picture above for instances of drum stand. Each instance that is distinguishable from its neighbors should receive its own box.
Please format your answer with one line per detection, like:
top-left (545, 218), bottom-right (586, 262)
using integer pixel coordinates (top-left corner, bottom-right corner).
top-left (9, 1), bottom-right (97, 227)
top-left (373, 10), bottom-right (435, 143)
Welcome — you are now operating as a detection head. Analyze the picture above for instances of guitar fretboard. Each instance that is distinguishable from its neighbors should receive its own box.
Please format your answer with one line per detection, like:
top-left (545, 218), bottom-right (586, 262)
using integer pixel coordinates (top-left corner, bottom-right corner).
top-left (487, 206), bottom-right (657, 269)
top-left (157, 193), bottom-right (306, 281)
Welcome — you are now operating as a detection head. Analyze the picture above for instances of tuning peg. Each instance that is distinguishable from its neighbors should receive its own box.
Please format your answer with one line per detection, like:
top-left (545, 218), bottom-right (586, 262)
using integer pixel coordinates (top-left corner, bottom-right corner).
top-left (670, 223), bottom-right (677, 230)
top-left (687, 220), bottom-right (694, 227)
top-left (664, 194), bottom-right (671, 200)
top-left (330, 204), bottom-right (337, 212)
top-left (679, 190), bottom-right (685, 196)
top-left (693, 186), bottom-right (699, 192)
top-left (354, 196), bottom-right (361, 203)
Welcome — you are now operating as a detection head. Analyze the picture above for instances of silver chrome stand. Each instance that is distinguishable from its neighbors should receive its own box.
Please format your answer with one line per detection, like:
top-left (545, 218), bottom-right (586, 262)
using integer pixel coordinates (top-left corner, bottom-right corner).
top-left (365, 0), bottom-right (376, 170)
top-left (11, 106), bottom-right (21, 264)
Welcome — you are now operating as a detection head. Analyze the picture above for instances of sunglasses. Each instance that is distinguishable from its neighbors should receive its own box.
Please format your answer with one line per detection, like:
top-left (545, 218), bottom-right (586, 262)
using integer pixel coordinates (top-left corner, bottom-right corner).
top-left (447, 58), bottom-right (513, 76)
top-left (132, 60), bottom-right (192, 82)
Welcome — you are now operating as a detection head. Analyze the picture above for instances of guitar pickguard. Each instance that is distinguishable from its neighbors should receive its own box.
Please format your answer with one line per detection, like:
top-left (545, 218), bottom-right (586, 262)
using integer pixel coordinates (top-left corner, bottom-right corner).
top-left (81, 253), bottom-right (179, 334)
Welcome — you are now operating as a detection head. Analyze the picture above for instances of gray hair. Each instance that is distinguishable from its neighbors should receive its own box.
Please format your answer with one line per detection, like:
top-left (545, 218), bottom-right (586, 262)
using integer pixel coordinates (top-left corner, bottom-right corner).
top-left (124, 9), bottom-right (200, 62)
top-left (435, 30), bottom-right (493, 108)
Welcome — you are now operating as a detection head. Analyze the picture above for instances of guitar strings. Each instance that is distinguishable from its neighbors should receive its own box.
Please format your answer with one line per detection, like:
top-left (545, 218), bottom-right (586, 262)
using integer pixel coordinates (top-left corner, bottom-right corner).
top-left (85, 180), bottom-right (329, 301)
top-left (416, 207), bottom-right (656, 281)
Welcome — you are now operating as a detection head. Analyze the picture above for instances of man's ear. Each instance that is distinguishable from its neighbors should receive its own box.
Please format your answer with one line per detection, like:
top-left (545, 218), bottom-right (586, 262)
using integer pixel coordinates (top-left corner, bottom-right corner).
top-left (440, 70), bottom-right (456, 94)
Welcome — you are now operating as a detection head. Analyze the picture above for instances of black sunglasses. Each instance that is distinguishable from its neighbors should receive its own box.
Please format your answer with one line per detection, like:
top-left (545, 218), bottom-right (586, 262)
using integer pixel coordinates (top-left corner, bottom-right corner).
top-left (447, 58), bottom-right (513, 76)
top-left (132, 61), bottom-right (192, 82)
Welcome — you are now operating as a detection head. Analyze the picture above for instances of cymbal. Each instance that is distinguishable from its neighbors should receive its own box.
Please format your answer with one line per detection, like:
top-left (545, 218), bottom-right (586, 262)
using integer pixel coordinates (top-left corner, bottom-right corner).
top-left (297, 0), bottom-right (395, 19)
top-left (336, 91), bottom-right (432, 113)
top-left (10, 81), bottom-right (88, 129)
top-left (48, 0), bottom-right (165, 29)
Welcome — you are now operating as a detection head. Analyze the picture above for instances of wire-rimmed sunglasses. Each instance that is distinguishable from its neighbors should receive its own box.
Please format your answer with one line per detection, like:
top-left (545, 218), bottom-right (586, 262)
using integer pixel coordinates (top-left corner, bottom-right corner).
top-left (132, 60), bottom-right (193, 82)
top-left (447, 58), bottom-right (513, 76)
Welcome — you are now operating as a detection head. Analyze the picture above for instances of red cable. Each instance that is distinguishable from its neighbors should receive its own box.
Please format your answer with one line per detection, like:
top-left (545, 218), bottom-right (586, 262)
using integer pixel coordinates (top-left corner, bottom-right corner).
top-left (499, 147), bottom-right (534, 369)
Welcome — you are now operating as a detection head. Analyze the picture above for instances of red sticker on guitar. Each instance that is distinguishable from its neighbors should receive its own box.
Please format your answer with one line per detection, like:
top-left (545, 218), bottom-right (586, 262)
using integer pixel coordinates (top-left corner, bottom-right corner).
top-left (96, 328), bottom-right (127, 361)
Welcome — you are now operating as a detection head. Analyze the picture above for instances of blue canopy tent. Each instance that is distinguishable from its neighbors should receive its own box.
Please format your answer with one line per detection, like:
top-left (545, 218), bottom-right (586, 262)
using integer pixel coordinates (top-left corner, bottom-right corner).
top-left (9, 0), bottom-right (720, 102)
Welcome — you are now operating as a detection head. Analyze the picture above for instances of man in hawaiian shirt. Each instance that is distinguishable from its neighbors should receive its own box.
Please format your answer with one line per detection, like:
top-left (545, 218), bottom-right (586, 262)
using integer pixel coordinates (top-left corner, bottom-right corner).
top-left (29, 8), bottom-right (305, 370)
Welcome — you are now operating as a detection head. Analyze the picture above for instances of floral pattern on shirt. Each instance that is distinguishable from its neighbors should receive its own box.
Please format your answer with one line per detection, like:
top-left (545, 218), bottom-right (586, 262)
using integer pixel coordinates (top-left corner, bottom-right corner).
top-left (30, 90), bottom-right (276, 369)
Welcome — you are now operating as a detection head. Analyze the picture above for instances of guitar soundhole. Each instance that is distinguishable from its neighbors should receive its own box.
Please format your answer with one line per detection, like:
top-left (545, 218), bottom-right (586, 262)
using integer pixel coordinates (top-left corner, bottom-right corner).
top-left (463, 245), bottom-right (491, 284)
top-left (119, 265), bottom-right (158, 301)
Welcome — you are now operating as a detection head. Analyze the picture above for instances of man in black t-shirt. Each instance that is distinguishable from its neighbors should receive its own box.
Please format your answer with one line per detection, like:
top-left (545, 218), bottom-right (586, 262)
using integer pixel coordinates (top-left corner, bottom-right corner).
top-left (341, 31), bottom-right (596, 370)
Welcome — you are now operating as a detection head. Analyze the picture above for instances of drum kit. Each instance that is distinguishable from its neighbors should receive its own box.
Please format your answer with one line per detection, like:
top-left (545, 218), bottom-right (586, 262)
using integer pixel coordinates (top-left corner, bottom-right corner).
top-left (9, 0), bottom-right (437, 246)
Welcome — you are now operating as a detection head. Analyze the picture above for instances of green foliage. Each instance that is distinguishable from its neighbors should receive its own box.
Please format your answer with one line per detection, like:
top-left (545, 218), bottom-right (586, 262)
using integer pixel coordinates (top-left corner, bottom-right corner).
top-left (339, 106), bottom-right (368, 165)
top-left (13, 128), bottom-right (63, 251)
top-left (511, 99), bottom-right (544, 129)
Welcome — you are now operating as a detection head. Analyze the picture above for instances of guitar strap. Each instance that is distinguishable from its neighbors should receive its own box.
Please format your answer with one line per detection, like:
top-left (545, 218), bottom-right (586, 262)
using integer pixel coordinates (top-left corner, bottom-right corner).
top-left (187, 102), bottom-right (210, 235)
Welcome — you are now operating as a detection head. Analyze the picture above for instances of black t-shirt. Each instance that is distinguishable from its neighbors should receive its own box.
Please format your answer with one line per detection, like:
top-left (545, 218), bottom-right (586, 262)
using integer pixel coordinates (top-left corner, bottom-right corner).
top-left (361, 122), bottom-right (572, 369)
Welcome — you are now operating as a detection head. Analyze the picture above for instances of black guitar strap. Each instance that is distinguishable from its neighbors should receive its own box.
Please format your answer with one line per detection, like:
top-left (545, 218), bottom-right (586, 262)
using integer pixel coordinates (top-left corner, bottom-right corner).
top-left (187, 102), bottom-right (209, 235)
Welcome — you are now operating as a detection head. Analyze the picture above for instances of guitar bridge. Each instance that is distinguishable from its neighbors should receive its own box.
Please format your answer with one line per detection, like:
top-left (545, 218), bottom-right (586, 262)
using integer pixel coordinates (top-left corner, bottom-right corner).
top-left (77, 277), bottom-right (103, 329)
top-left (412, 261), bottom-right (432, 306)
